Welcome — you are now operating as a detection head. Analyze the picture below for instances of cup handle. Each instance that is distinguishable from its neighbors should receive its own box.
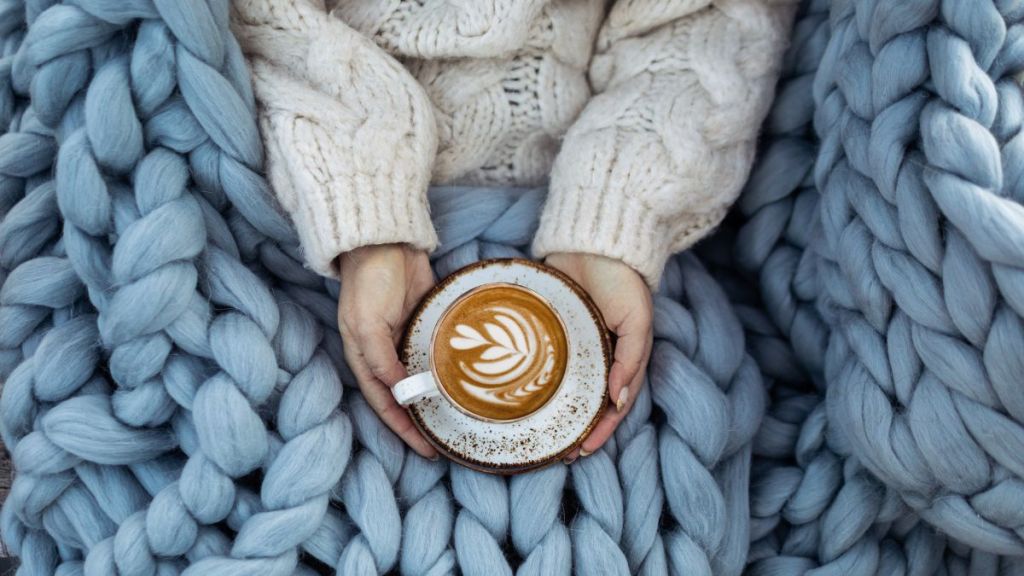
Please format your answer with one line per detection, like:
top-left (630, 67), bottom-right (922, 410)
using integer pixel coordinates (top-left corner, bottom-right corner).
top-left (392, 372), bottom-right (441, 406)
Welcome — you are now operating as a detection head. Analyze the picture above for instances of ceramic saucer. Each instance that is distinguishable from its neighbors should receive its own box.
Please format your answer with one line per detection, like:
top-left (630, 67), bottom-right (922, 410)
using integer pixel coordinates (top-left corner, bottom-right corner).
top-left (400, 259), bottom-right (610, 473)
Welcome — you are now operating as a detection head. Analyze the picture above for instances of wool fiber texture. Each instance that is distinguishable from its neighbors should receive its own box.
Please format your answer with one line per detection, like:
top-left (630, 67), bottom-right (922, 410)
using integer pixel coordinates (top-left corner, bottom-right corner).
top-left (2, 0), bottom-right (1024, 574)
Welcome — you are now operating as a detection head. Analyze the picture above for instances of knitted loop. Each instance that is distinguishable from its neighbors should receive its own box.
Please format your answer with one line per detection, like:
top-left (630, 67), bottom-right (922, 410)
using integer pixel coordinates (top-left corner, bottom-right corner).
top-left (339, 451), bottom-right (402, 573)
top-left (705, 0), bottom-right (1024, 570)
top-left (0, 255), bottom-right (82, 378)
top-left (813, 0), bottom-right (1024, 555)
top-left (314, 392), bottom-right (407, 573)
top-left (451, 464), bottom-right (512, 576)
top-left (398, 454), bottom-right (455, 576)
top-left (1, 1), bottom-right (350, 573)
top-left (615, 388), bottom-right (665, 573)
top-left (571, 451), bottom-right (628, 574)
top-left (5, 0), bottom-right (1024, 573)
top-left (507, 465), bottom-right (568, 575)
top-left (650, 253), bottom-right (768, 576)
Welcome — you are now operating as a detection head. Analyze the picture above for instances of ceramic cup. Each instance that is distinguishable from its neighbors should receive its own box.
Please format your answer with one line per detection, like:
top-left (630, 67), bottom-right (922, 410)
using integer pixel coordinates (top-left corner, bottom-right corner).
top-left (395, 258), bottom-right (610, 473)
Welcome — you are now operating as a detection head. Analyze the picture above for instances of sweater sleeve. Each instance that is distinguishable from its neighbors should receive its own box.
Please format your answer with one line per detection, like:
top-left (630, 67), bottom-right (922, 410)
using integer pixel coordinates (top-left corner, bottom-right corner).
top-left (231, 0), bottom-right (439, 278)
top-left (531, 0), bottom-right (798, 287)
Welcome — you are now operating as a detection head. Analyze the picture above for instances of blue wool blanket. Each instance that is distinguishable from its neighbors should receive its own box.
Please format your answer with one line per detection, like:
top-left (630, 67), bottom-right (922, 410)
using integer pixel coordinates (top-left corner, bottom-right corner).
top-left (1, 0), bottom-right (1023, 574)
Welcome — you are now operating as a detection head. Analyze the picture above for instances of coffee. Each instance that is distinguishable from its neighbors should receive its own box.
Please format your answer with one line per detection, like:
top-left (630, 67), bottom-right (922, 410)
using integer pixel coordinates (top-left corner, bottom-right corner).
top-left (433, 284), bottom-right (568, 421)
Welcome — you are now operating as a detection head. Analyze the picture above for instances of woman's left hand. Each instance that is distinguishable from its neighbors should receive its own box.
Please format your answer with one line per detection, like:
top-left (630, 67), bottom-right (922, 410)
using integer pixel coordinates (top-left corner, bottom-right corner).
top-left (545, 253), bottom-right (653, 459)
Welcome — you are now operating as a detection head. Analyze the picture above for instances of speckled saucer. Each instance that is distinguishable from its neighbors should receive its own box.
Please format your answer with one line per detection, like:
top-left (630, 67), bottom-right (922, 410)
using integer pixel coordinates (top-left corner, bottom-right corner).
top-left (400, 259), bottom-right (611, 474)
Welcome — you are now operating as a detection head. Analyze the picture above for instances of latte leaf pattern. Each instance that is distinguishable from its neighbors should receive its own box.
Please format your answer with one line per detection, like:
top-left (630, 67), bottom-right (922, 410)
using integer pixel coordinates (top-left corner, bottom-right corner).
top-left (449, 306), bottom-right (556, 406)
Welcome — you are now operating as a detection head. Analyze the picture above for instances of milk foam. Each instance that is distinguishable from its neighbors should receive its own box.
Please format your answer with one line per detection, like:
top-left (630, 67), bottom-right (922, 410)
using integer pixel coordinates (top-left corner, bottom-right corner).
top-left (448, 306), bottom-right (556, 406)
top-left (434, 284), bottom-right (568, 421)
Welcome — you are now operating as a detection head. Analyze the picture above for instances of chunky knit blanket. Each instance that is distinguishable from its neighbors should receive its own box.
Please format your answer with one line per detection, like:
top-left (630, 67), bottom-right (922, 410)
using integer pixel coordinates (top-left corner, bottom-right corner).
top-left (1, 0), bottom-right (1024, 574)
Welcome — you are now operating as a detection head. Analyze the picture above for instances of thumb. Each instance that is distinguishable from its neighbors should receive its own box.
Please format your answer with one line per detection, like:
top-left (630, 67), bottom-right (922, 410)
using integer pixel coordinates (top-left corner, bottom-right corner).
top-left (608, 308), bottom-right (652, 411)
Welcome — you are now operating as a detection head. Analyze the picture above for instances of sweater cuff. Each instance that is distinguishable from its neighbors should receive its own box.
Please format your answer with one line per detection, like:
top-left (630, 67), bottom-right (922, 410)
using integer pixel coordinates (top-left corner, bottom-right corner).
top-left (285, 175), bottom-right (438, 279)
top-left (233, 2), bottom-right (441, 279)
top-left (251, 62), bottom-right (440, 278)
top-left (533, 184), bottom-right (704, 289)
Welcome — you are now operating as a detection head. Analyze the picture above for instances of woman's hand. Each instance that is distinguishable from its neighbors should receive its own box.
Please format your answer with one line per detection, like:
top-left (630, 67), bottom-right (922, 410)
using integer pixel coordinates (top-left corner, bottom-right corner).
top-left (545, 253), bottom-right (654, 458)
top-left (338, 244), bottom-right (438, 459)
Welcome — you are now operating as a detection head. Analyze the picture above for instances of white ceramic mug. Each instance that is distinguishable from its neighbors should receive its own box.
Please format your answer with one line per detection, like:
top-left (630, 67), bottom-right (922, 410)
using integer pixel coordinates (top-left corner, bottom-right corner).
top-left (392, 282), bottom-right (570, 423)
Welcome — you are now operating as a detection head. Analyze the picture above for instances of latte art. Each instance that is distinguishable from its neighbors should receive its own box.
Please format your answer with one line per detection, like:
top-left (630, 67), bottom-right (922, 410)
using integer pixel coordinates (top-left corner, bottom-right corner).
top-left (449, 306), bottom-right (558, 403)
top-left (434, 285), bottom-right (568, 421)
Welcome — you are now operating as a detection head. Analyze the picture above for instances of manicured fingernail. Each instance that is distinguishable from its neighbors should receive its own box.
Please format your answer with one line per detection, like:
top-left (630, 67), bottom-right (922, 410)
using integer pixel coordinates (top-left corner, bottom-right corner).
top-left (616, 387), bottom-right (629, 412)
top-left (563, 454), bottom-right (578, 465)
top-left (579, 448), bottom-right (592, 457)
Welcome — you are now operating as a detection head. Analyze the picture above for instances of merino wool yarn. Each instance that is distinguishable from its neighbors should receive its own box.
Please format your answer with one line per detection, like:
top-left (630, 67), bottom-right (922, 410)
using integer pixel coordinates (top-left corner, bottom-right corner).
top-left (2, 1), bottom-right (1024, 575)
top-left (708, 0), bottom-right (1024, 572)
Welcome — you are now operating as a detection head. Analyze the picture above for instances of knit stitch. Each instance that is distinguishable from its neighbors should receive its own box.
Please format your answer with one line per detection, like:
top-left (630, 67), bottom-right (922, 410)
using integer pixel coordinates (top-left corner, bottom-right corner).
top-left (231, 0), bottom-right (440, 277)
top-left (233, 0), bottom-right (797, 285)
top-left (707, 0), bottom-right (1024, 569)
top-left (815, 0), bottom-right (1024, 555)
top-left (4, 1), bottom-right (1024, 575)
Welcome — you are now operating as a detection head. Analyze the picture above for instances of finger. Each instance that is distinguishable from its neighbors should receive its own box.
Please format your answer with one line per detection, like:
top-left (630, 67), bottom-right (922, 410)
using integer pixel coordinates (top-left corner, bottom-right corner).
top-left (357, 322), bottom-right (408, 387)
top-left (580, 360), bottom-right (646, 454)
top-left (607, 312), bottom-right (653, 413)
top-left (344, 342), bottom-right (438, 459)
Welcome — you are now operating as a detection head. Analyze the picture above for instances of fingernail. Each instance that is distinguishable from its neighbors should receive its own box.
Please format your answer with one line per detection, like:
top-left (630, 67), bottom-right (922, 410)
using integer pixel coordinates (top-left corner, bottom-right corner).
top-left (428, 453), bottom-right (440, 462)
top-left (563, 455), bottom-right (578, 465)
top-left (579, 448), bottom-right (592, 457)
top-left (616, 386), bottom-right (629, 412)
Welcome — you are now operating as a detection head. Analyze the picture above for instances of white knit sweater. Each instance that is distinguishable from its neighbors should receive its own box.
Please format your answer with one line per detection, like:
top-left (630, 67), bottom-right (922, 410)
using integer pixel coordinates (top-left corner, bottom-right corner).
top-left (231, 0), bottom-right (797, 286)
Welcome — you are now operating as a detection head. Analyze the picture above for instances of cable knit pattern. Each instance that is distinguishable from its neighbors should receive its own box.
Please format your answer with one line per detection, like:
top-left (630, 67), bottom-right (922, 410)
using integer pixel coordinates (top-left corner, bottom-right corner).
top-left (534, 0), bottom-right (797, 285)
top-left (231, 0), bottom-right (439, 277)
top-left (333, 0), bottom-right (549, 59)
top-left (399, 0), bottom-right (603, 187)
top-left (234, 0), bottom-right (795, 285)
top-left (8, 1), bottom-right (1024, 573)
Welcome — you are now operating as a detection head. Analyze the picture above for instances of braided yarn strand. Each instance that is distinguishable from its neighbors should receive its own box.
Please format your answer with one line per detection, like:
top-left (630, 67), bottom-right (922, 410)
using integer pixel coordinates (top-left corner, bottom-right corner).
top-left (4, 0), bottom-right (1024, 574)
top-left (2, 0), bottom-right (352, 573)
top-left (814, 0), bottom-right (1024, 555)
top-left (704, 0), bottom-right (908, 571)
top-left (0, 2), bottom-right (132, 571)
top-left (716, 0), bottom-right (1024, 565)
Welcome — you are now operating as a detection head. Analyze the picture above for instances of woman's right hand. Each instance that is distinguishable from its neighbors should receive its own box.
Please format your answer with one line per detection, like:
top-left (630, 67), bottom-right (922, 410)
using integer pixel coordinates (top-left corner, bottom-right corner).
top-left (337, 244), bottom-right (438, 459)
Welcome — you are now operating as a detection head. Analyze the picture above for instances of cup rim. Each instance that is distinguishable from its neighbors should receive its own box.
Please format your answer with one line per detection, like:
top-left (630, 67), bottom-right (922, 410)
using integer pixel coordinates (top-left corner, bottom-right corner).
top-left (399, 257), bottom-right (612, 474)
top-left (427, 281), bottom-right (571, 424)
